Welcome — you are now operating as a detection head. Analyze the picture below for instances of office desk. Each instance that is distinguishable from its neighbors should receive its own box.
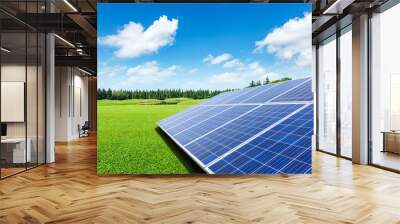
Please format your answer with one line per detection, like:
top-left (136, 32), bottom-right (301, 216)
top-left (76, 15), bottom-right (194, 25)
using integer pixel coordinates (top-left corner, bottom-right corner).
top-left (381, 131), bottom-right (400, 154)
top-left (1, 138), bottom-right (31, 163)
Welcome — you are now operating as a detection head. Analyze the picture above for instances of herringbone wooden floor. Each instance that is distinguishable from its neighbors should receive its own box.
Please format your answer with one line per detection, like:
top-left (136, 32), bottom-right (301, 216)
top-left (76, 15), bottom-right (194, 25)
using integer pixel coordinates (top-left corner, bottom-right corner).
top-left (1, 135), bottom-right (400, 224)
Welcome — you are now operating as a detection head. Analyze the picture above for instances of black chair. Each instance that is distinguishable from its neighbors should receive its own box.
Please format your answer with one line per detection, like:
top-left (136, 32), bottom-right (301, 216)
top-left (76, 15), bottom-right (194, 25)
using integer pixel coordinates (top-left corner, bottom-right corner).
top-left (79, 121), bottom-right (90, 138)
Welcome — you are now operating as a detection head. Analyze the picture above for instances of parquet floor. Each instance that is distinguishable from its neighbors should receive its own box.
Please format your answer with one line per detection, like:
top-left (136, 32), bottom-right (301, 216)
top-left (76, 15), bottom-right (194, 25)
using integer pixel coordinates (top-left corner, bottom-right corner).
top-left (1, 135), bottom-right (400, 223)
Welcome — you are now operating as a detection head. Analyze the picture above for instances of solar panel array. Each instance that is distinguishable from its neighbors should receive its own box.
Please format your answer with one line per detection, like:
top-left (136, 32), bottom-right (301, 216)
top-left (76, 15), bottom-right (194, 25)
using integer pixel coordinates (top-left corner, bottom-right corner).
top-left (157, 77), bottom-right (314, 174)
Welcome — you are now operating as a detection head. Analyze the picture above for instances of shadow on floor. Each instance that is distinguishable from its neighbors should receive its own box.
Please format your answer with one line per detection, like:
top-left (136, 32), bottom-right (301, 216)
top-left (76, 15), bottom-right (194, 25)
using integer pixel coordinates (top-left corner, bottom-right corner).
top-left (155, 127), bottom-right (204, 174)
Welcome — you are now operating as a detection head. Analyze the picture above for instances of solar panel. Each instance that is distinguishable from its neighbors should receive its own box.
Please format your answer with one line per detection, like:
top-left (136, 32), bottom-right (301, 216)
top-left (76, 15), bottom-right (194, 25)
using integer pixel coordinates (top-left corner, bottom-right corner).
top-left (158, 105), bottom-right (205, 127)
top-left (222, 84), bottom-right (278, 104)
top-left (207, 105), bottom-right (313, 174)
top-left (200, 91), bottom-right (234, 105)
top-left (164, 106), bottom-right (231, 134)
top-left (174, 105), bottom-right (257, 145)
top-left (271, 79), bottom-right (313, 102)
top-left (157, 77), bottom-right (314, 174)
top-left (200, 87), bottom-right (253, 105)
top-left (185, 104), bottom-right (304, 164)
top-left (242, 78), bottom-right (310, 103)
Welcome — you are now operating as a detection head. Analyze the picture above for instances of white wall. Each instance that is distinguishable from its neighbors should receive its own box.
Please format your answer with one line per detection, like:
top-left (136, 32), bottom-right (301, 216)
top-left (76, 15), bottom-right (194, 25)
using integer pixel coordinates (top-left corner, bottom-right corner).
top-left (55, 67), bottom-right (89, 141)
top-left (1, 65), bottom-right (40, 138)
top-left (55, 66), bottom-right (69, 141)
top-left (1, 63), bottom-right (46, 164)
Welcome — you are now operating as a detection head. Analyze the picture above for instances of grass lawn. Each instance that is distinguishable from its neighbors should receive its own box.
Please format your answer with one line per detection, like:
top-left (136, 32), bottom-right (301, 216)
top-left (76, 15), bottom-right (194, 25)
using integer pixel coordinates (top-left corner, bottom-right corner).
top-left (97, 98), bottom-right (205, 174)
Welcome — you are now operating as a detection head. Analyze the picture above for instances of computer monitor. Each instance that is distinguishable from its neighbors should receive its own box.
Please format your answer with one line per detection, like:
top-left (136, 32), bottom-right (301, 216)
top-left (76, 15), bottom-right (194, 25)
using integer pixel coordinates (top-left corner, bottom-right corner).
top-left (1, 123), bottom-right (7, 137)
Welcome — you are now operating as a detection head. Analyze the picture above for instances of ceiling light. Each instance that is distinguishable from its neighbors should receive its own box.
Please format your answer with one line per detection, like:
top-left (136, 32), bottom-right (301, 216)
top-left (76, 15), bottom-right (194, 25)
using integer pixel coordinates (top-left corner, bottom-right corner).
top-left (54, 34), bottom-right (75, 48)
top-left (78, 67), bottom-right (92, 76)
top-left (322, 0), bottom-right (355, 15)
top-left (63, 0), bottom-right (78, 12)
top-left (1, 47), bottom-right (11, 53)
top-left (323, 0), bottom-right (341, 14)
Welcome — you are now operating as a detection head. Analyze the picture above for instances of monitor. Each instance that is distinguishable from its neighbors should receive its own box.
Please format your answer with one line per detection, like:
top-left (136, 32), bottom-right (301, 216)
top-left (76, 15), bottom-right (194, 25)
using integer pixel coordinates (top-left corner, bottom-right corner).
top-left (1, 123), bottom-right (7, 137)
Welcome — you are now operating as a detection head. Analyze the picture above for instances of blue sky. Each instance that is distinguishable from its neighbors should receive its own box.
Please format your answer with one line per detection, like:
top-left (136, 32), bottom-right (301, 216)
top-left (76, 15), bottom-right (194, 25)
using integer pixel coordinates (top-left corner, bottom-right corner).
top-left (98, 3), bottom-right (311, 90)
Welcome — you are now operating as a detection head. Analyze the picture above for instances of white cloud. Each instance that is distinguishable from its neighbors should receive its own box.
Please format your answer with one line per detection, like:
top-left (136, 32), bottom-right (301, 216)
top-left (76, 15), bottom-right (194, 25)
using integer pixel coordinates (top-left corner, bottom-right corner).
top-left (223, 59), bottom-right (244, 69)
top-left (99, 15), bottom-right (178, 58)
top-left (125, 61), bottom-right (177, 84)
top-left (254, 13), bottom-right (311, 67)
top-left (208, 61), bottom-right (279, 88)
top-left (189, 68), bottom-right (198, 74)
top-left (98, 65), bottom-right (127, 77)
top-left (203, 53), bottom-right (232, 65)
top-left (208, 72), bottom-right (242, 84)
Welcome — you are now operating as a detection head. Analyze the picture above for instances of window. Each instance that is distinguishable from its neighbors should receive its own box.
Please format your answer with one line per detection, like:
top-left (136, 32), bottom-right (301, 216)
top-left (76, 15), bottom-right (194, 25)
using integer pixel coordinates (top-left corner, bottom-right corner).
top-left (370, 3), bottom-right (400, 171)
top-left (339, 27), bottom-right (352, 158)
top-left (317, 36), bottom-right (337, 154)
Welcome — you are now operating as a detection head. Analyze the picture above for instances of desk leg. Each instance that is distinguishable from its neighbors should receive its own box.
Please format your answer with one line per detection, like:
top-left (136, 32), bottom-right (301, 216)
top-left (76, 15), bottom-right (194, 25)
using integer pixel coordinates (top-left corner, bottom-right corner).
top-left (382, 133), bottom-right (386, 153)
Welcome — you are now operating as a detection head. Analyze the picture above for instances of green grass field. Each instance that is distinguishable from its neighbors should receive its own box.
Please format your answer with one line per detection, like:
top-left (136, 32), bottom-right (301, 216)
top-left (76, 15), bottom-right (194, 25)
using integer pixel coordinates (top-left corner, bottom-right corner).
top-left (97, 98), bottom-right (205, 174)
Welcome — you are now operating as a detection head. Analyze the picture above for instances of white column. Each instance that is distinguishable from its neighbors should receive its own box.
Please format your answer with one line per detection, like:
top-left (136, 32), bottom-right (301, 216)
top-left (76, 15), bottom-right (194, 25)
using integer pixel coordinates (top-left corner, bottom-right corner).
top-left (45, 0), bottom-right (55, 163)
top-left (312, 45), bottom-right (317, 151)
top-left (352, 14), bottom-right (369, 164)
top-left (46, 33), bottom-right (55, 163)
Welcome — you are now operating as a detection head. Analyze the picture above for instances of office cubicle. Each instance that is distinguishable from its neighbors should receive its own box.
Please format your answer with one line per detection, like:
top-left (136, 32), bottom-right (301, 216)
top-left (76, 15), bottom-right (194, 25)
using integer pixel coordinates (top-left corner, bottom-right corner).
top-left (0, 1), bottom-right (46, 179)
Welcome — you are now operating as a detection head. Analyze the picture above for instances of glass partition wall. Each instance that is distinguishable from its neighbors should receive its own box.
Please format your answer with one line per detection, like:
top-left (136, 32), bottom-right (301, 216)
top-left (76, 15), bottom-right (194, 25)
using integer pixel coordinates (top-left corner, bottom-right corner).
top-left (0, 1), bottom-right (46, 179)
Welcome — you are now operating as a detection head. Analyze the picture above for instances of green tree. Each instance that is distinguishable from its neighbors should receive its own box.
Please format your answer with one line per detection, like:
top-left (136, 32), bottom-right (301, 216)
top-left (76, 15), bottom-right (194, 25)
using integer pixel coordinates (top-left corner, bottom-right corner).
top-left (249, 80), bottom-right (255, 87)
top-left (263, 76), bottom-right (270, 85)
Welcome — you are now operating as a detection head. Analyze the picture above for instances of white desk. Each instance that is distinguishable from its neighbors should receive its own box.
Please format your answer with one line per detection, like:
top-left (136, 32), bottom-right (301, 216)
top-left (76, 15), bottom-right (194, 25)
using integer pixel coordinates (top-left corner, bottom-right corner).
top-left (1, 138), bottom-right (31, 163)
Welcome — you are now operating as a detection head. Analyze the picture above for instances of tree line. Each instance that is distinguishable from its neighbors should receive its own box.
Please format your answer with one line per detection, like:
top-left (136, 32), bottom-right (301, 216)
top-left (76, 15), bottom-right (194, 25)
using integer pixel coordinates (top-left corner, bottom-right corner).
top-left (97, 88), bottom-right (235, 100)
top-left (98, 77), bottom-right (293, 100)
top-left (248, 77), bottom-right (292, 87)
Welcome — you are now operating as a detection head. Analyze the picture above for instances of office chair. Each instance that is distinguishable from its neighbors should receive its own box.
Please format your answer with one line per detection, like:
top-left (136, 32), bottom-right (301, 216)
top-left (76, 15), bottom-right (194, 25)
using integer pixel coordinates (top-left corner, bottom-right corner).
top-left (79, 121), bottom-right (90, 138)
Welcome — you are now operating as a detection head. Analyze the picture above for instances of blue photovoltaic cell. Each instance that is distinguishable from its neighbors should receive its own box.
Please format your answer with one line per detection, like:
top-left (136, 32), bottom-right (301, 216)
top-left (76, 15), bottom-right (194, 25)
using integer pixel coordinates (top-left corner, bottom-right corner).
top-left (174, 105), bottom-right (257, 145)
top-left (222, 84), bottom-right (277, 104)
top-left (160, 106), bottom-right (217, 130)
top-left (200, 88), bottom-right (247, 105)
top-left (242, 78), bottom-right (309, 104)
top-left (208, 105), bottom-right (313, 174)
top-left (200, 91), bottom-right (233, 105)
top-left (271, 79), bottom-right (313, 102)
top-left (158, 105), bottom-right (206, 127)
top-left (165, 106), bottom-right (231, 135)
top-left (185, 104), bottom-right (303, 165)
top-left (157, 78), bottom-right (314, 174)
